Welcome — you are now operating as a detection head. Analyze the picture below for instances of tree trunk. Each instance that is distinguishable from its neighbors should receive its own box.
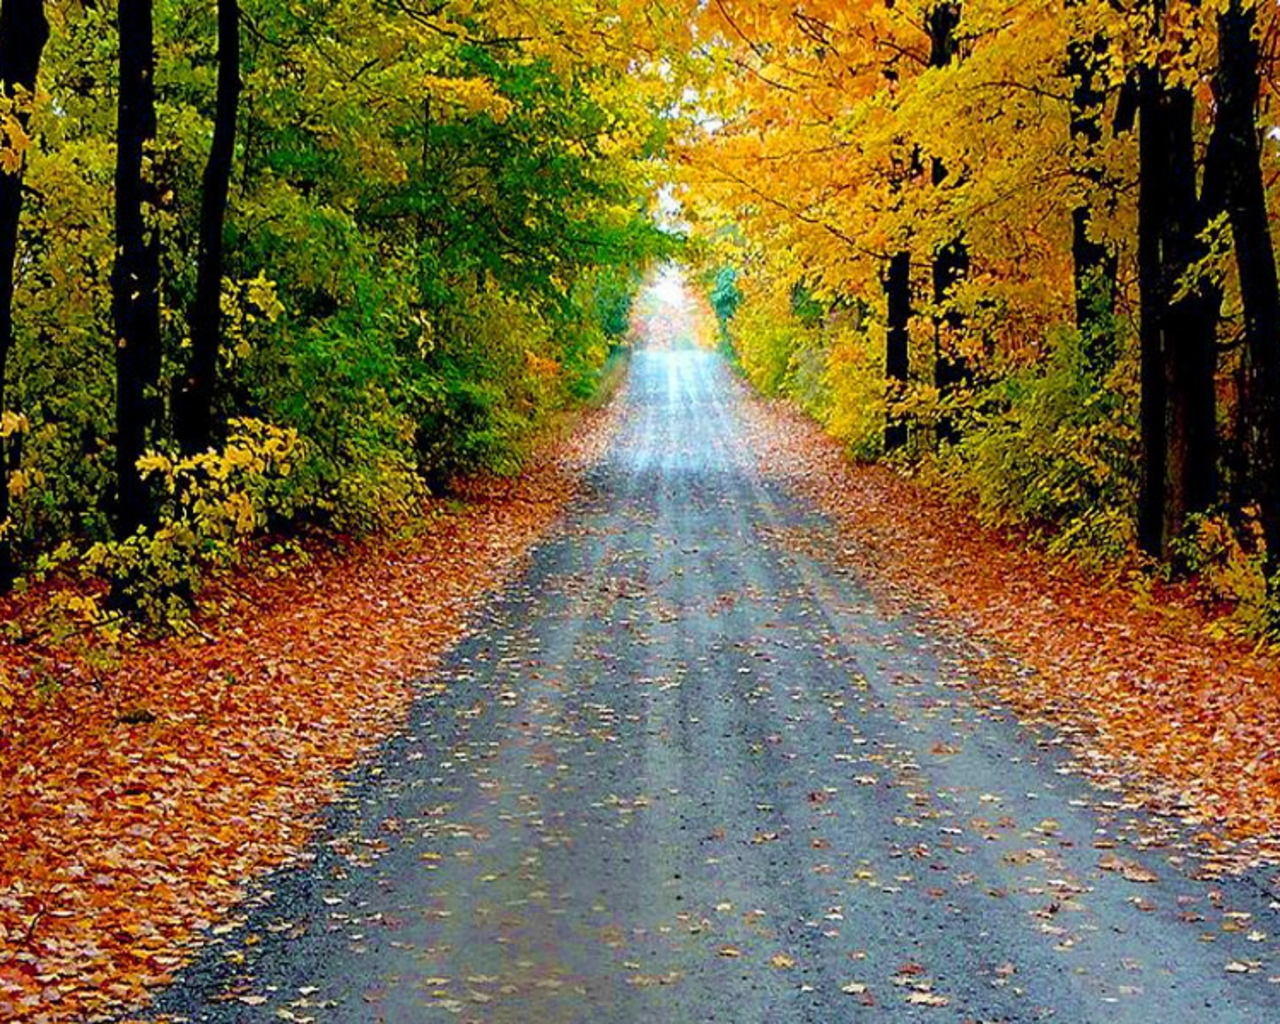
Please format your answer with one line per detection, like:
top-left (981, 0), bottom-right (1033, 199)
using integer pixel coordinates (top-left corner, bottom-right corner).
top-left (932, 233), bottom-right (969, 443)
top-left (926, 3), bottom-right (969, 443)
top-left (1136, 66), bottom-right (1222, 558)
top-left (113, 0), bottom-right (163, 538)
top-left (0, 0), bottom-right (48, 586)
top-left (1160, 85), bottom-right (1220, 546)
top-left (175, 0), bottom-right (241, 455)
top-left (926, 3), bottom-right (961, 66)
top-left (1211, 0), bottom-right (1280, 577)
top-left (884, 250), bottom-right (910, 451)
top-left (1136, 68), bottom-right (1166, 557)
top-left (1066, 29), bottom-right (1118, 382)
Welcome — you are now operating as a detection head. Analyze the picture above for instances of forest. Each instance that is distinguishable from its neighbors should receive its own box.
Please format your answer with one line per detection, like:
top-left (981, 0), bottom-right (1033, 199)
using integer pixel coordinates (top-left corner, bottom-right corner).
top-left (2, 0), bottom-right (1279, 637)
top-left (0, 0), bottom-right (676, 629)
top-left (686, 0), bottom-right (1280, 635)
top-left (7, 1), bottom-right (1280, 1021)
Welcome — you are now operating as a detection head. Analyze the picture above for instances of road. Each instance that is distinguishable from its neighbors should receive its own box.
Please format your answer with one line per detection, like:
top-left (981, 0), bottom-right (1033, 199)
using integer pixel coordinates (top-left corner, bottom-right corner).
top-left (148, 349), bottom-right (1280, 1023)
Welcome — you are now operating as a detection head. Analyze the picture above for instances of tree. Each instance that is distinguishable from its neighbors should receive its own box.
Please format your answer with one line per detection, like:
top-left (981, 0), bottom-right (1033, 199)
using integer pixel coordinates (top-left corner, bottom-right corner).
top-left (0, 0), bottom-right (49, 584)
top-left (884, 249), bottom-right (911, 450)
top-left (112, 0), bottom-right (163, 539)
top-left (174, 0), bottom-right (240, 455)
top-left (1065, 21), bottom-right (1117, 380)
top-left (925, 2), bottom-right (970, 443)
top-left (1131, 3), bottom-right (1222, 558)
top-left (1208, 0), bottom-right (1280, 576)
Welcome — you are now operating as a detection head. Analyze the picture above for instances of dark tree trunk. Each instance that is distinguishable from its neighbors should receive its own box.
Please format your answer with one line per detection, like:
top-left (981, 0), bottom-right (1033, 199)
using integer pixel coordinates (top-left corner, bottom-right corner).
top-left (1136, 67), bottom-right (1222, 558)
top-left (884, 250), bottom-right (910, 451)
top-left (113, 0), bottom-right (163, 538)
top-left (1160, 85), bottom-right (1220, 546)
top-left (925, 3), bottom-right (961, 66)
top-left (1210, 0), bottom-right (1280, 577)
top-left (1136, 68), bottom-right (1166, 556)
top-left (926, 3), bottom-right (969, 443)
top-left (1066, 29), bottom-right (1118, 381)
top-left (0, 0), bottom-right (48, 586)
top-left (174, 0), bottom-right (241, 455)
top-left (932, 233), bottom-right (969, 443)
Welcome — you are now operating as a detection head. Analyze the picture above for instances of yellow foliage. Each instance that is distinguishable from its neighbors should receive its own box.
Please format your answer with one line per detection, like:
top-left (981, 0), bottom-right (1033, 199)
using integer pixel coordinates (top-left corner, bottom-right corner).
top-left (422, 75), bottom-right (514, 122)
top-left (45, 420), bottom-right (306, 632)
top-left (0, 410), bottom-right (28, 438)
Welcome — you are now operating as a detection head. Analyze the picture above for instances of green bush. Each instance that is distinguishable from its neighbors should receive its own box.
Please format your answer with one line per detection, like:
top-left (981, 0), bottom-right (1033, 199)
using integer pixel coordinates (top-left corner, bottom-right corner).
top-left (941, 327), bottom-right (1139, 562)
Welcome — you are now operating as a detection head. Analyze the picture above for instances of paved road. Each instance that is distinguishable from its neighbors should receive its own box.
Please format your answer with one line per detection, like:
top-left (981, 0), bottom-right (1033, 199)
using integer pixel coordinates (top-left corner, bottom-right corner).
top-left (150, 350), bottom-right (1280, 1023)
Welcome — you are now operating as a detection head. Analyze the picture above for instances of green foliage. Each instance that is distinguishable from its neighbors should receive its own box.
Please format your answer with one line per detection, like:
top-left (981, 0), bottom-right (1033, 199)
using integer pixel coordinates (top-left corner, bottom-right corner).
top-left (592, 266), bottom-right (640, 343)
top-left (789, 282), bottom-right (825, 328)
top-left (417, 283), bottom-right (561, 486)
top-left (940, 328), bottom-right (1139, 562)
top-left (709, 266), bottom-right (742, 339)
top-left (4, 0), bottom-right (670, 622)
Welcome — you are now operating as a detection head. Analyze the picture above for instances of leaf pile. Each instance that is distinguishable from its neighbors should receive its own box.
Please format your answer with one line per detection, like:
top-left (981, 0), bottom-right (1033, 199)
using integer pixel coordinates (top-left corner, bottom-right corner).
top-left (0, 401), bottom-right (620, 1024)
top-left (742, 392), bottom-right (1280, 863)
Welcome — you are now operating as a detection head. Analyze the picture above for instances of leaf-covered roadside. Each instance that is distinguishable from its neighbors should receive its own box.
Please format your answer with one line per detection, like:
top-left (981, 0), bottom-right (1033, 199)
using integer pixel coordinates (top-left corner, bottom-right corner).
top-left (0, 397), bottom-right (620, 1024)
top-left (742, 391), bottom-right (1280, 866)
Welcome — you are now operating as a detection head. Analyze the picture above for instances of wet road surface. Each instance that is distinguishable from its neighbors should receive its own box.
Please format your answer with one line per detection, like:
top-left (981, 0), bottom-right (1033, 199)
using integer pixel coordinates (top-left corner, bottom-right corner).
top-left (149, 350), bottom-right (1280, 1023)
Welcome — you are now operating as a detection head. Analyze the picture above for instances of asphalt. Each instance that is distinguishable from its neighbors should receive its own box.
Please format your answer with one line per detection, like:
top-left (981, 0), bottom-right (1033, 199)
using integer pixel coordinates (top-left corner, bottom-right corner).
top-left (146, 348), bottom-right (1280, 1023)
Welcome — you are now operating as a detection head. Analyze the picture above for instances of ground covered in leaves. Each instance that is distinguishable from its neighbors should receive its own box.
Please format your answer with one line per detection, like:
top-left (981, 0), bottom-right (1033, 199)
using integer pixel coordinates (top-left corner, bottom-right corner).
top-left (741, 394), bottom-right (1280, 864)
top-left (0, 403), bottom-right (620, 1024)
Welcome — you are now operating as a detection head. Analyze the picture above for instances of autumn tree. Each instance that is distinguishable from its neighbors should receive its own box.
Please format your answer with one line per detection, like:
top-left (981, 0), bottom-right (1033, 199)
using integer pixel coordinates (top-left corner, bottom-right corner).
top-left (1065, 7), bottom-right (1117, 381)
top-left (1209, 0), bottom-right (1280, 578)
top-left (677, 0), bottom-right (1280, 596)
top-left (112, 0), bottom-right (163, 539)
top-left (884, 248), bottom-right (911, 450)
top-left (1127, 1), bottom-right (1222, 557)
top-left (173, 0), bottom-right (239, 456)
top-left (0, 0), bottom-right (49, 584)
top-left (925, 2), bottom-right (970, 442)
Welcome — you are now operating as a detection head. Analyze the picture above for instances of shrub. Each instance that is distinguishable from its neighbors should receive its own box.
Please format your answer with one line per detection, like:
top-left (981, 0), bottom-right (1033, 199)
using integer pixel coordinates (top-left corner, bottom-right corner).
top-left (941, 327), bottom-right (1139, 562)
top-left (54, 419), bottom-right (304, 633)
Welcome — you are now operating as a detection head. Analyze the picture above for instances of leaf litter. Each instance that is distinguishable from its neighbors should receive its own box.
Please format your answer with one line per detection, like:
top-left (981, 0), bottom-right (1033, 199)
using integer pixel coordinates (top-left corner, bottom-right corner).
top-left (0, 400), bottom-right (622, 1023)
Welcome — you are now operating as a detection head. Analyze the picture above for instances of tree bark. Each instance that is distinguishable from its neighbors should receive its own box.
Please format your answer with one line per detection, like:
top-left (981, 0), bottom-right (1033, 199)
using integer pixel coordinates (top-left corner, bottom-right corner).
top-left (0, 0), bottom-right (48, 586)
top-left (925, 3), bottom-right (961, 66)
top-left (884, 250), bottom-right (910, 451)
top-left (175, 0), bottom-right (241, 455)
top-left (1161, 85), bottom-right (1220, 546)
top-left (113, 0), bottom-right (163, 538)
top-left (1136, 67), bottom-right (1222, 558)
top-left (1210, 0), bottom-right (1280, 576)
top-left (932, 233), bottom-right (969, 443)
top-left (926, 2), bottom-right (969, 443)
top-left (1066, 29), bottom-right (1118, 382)
top-left (1136, 67), bottom-right (1166, 556)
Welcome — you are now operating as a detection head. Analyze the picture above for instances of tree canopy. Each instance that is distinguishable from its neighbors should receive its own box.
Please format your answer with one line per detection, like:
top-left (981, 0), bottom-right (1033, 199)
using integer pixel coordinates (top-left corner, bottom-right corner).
top-left (6, 0), bottom-right (1280, 630)
top-left (0, 0), bottom-right (683, 624)
top-left (677, 0), bottom-right (1280, 629)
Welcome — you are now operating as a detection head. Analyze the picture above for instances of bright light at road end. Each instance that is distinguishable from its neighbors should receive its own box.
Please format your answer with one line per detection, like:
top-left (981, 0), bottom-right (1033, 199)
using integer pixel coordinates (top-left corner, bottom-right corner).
top-left (632, 264), bottom-right (720, 351)
top-left (651, 264), bottom-right (689, 310)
